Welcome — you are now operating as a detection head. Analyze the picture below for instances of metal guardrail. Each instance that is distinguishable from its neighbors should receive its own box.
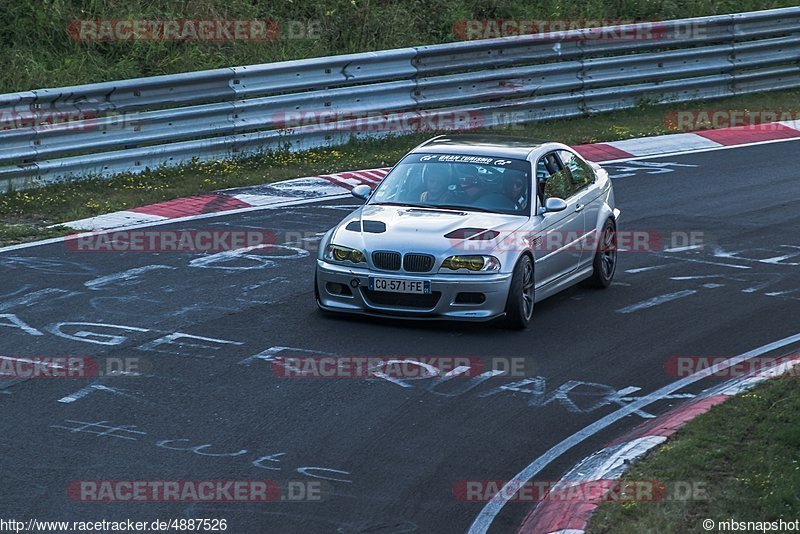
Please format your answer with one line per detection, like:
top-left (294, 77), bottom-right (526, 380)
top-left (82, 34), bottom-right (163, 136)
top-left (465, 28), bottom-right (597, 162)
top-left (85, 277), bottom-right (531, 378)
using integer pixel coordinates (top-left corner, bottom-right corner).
top-left (2, 7), bottom-right (800, 191)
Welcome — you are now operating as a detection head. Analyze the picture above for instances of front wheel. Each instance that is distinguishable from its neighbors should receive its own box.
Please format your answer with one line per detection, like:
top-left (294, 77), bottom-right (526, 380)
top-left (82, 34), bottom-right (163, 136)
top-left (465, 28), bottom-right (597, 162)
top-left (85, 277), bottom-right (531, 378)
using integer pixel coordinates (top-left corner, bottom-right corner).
top-left (504, 255), bottom-right (535, 329)
top-left (581, 218), bottom-right (617, 288)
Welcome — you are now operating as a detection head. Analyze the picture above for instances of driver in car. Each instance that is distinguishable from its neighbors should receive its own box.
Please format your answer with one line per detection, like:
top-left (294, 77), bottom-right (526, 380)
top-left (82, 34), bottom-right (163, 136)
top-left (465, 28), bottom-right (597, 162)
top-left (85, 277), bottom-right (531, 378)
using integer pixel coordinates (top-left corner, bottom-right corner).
top-left (504, 173), bottom-right (528, 210)
top-left (420, 165), bottom-right (454, 202)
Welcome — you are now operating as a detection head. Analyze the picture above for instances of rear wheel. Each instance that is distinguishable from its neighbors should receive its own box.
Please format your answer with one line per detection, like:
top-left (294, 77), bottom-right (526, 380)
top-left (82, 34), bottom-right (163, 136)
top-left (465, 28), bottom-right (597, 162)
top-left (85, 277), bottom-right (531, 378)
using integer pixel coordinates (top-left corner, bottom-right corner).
top-left (504, 255), bottom-right (535, 329)
top-left (582, 218), bottom-right (617, 288)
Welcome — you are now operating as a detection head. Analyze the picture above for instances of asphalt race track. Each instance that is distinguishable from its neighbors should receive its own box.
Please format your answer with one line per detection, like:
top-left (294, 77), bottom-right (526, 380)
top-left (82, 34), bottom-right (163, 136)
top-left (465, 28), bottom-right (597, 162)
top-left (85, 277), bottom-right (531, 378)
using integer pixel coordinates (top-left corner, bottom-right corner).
top-left (1, 141), bottom-right (799, 533)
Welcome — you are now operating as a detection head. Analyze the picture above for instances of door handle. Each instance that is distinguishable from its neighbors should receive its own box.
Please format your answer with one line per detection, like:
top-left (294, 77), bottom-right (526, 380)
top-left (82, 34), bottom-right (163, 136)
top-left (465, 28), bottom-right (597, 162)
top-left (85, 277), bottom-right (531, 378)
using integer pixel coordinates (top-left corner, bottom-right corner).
top-left (575, 203), bottom-right (585, 212)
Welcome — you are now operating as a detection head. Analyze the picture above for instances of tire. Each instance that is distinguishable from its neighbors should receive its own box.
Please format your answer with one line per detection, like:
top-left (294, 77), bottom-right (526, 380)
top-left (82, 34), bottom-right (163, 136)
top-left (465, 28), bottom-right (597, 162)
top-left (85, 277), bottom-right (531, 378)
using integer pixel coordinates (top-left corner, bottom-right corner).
top-left (581, 218), bottom-right (617, 289)
top-left (504, 255), bottom-right (535, 329)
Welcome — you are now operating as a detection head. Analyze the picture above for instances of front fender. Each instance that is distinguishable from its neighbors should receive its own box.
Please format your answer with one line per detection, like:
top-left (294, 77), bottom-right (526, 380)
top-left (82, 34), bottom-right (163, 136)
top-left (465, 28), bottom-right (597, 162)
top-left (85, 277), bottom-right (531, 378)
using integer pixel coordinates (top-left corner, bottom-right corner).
top-left (590, 181), bottom-right (619, 236)
top-left (317, 228), bottom-right (336, 260)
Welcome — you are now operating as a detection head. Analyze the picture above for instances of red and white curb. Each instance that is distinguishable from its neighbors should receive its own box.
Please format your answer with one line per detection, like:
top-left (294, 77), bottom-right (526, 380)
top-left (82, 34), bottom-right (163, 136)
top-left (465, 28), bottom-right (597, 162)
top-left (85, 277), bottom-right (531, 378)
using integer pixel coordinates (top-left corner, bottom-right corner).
top-left (517, 354), bottom-right (800, 534)
top-left (64, 169), bottom-right (390, 231)
top-left (62, 122), bottom-right (800, 232)
top-left (571, 120), bottom-right (800, 161)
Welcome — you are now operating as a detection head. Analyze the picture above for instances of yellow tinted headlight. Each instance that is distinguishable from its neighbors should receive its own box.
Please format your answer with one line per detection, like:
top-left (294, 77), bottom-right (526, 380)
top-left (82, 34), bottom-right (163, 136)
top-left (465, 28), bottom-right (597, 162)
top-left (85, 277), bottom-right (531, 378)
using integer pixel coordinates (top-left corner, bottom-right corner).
top-left (441, 255), bottom-right (498, 272)
top-left (467, 257), bottom-right (484, 270)
top-left (333, 247), bottom-right (349, 261)
top-left (325, 245), bottom-right (367, 264)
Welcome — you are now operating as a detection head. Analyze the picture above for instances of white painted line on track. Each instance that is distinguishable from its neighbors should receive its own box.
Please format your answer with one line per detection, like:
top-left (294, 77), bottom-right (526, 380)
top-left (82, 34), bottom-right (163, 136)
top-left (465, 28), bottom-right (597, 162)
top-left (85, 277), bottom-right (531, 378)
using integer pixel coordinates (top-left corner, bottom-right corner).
top-left (0, 288), bottom-right (78, 311)
top-left (468, 331), bottom-right (800, 534)
top-left (652, 255), bottom-right (752, 269)
top-left (57, 384), bottom-right (132, 404)
top-left (663, 244), bottom-right (704, 253)
top-left (624, 264), bottom-right (671, 274)
top-left (616, 289), bottom-right (698, 314)
top-left (84, 265), bottom-right (176, 290)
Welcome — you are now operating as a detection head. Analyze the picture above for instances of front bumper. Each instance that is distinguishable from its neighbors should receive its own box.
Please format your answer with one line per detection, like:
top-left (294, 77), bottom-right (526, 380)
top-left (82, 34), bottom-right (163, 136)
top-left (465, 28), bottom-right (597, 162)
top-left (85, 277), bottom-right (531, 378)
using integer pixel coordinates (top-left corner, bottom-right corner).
top-left (315, 260), bottom-right (514, 321)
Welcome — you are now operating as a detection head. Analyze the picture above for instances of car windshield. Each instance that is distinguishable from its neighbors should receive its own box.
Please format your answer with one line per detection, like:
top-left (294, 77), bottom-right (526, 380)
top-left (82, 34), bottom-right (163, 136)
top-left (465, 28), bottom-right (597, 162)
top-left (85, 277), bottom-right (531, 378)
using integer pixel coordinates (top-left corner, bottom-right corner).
top-left (369, 153), bottom-right (532, 215)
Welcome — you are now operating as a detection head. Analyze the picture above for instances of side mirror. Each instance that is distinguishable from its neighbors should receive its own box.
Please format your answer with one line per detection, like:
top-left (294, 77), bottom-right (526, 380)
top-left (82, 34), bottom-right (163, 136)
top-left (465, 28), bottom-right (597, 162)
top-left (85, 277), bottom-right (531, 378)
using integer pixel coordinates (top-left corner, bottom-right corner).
top-left (351, 184), bottom-right (372, 202)
top-left (541, 197), bottom-right (567, 214)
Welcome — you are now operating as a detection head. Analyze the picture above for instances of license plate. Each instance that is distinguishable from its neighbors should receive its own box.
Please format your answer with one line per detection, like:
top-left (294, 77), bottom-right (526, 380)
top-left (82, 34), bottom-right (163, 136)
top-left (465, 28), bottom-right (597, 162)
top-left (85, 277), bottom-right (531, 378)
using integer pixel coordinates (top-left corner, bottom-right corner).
top-left (369, 277), bottom-right (431, 294)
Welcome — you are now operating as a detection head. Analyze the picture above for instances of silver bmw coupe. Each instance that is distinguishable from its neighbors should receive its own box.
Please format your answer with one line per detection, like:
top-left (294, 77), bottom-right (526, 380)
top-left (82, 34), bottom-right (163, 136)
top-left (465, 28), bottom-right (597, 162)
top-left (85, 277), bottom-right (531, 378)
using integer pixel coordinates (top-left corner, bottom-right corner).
top-left (315, 135), bottom-right (620, 328)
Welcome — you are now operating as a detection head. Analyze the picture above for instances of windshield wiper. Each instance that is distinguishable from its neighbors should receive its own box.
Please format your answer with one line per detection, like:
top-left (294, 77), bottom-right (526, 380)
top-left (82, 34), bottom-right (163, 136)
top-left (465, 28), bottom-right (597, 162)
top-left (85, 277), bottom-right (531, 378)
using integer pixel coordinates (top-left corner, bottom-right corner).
top-left (434, 204), bottom-right (495, 213)
top-left (371, 202), bottom-right (496, 214)
top-left (370, 202), bottom-right (427, 208)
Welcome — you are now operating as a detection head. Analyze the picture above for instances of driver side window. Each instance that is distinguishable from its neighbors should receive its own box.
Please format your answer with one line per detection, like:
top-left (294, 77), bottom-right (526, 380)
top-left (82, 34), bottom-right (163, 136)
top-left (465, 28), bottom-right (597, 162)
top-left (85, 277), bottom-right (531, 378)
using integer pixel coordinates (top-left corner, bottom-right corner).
top-left (538, 152), bottom-right (575, 201)
top-left (386, 165), bottom-right (417, 203)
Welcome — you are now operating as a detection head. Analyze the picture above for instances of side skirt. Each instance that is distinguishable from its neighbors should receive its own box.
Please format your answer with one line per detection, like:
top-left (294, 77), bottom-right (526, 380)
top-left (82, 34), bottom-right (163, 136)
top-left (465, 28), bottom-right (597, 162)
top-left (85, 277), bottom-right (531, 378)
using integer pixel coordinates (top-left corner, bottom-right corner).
top-left (534, 265), bottom-right (594, 303)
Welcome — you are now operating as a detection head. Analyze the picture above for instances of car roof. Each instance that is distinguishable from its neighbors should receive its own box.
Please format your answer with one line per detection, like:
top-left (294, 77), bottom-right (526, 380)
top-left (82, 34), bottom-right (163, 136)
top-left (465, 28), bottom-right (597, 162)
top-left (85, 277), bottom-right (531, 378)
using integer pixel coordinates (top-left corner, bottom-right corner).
top-left (410, 134), bottom-right (549, 159)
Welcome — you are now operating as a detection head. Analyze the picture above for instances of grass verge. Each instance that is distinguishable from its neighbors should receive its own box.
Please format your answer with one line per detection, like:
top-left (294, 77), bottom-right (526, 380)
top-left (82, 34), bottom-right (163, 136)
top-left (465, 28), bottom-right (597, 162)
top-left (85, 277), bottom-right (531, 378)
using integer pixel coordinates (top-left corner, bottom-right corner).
top-left (2, 87), bottom-right (800, 246)
top-left (588, 374), bottom-right (800, 533)
top-left (3, 0), bottom-right (796, 93)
